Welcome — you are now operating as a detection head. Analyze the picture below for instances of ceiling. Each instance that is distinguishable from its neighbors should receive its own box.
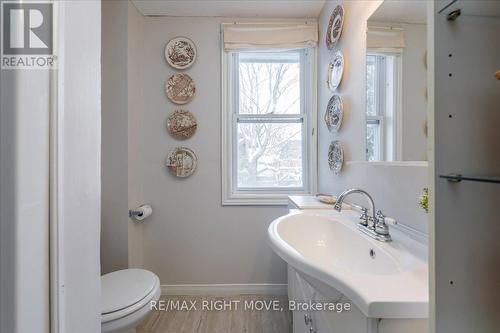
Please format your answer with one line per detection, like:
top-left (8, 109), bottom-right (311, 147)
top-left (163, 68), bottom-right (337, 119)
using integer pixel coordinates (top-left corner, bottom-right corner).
top-left (132, 0), bottom-right (326, 18)
top-left (369, 1), bottom-right (428, 25)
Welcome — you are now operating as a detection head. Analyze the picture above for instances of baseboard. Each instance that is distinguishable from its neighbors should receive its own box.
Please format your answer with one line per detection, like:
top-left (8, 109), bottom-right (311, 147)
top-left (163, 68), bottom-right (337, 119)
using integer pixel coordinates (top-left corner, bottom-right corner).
top-left (161, 283), bottom-right (288, 296)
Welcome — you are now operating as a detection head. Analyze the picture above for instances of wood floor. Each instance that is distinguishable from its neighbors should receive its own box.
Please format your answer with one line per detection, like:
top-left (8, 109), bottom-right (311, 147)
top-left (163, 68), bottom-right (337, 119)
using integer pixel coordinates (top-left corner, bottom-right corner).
top-left (137, 295), bottom-right (292, 333)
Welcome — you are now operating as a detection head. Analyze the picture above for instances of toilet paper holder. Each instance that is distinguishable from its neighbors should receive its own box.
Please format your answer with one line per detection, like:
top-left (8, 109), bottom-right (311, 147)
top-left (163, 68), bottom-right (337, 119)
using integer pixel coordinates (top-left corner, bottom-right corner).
top-left (129, 209), bottom-right (144, 218)
top-left (128, 204), bottom-right (153, 221)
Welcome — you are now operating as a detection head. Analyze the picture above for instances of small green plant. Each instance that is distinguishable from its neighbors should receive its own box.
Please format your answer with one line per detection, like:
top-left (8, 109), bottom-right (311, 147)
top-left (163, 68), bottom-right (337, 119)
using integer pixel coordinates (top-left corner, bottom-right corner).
top-left (419, 188), bottom-right (429, 214)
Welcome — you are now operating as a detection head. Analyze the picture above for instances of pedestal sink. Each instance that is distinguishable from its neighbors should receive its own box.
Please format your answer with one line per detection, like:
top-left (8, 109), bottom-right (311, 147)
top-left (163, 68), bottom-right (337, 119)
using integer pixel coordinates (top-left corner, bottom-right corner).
top-left (268, 209), bottom-right (428, 319)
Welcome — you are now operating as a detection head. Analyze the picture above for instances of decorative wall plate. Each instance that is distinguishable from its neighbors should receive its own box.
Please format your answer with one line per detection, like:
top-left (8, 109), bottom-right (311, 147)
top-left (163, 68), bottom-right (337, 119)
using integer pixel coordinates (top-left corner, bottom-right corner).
top-left (166, 147), bottom-right (198, 178)
top-left (327, 51), bottom-right (344, 91)
top-left (167, 110), bottom-right (197, 140)
top-left (328, 140), bottom-right (344, 175)
top-left (326, 5), bottom-right (344, 50)
top-left (165, 37), bottom-right (197, 70)
top-left (165, 74), bottom-right (196, 105)
top-left (324, 95), bottom-right (343, 132)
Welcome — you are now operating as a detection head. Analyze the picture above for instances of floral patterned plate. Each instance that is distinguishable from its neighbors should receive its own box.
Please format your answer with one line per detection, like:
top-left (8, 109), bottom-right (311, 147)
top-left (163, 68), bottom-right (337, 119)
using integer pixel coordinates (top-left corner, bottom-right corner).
top-left (165, 74), bottom-right (196, 105)
top-left (167, 110), bottom-right (197, 140)
top-left (326, 5), bottom-right (344, 50)
top-left (327, 51), bottom-right (344, 91)
top-left (328, 140), bottom-right (344, 175)
top-left (166, 147), bottom-right (198, 178)
top-left (324, 95), bottom-right (343, 132)
top-left (165, 37), bottom-right (197, 70)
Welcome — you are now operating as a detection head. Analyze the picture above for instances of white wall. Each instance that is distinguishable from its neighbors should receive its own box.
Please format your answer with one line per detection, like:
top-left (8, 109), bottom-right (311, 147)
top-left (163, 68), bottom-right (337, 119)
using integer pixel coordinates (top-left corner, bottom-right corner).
top-left (135, 16), bottom-right (289, 285)
top-left (57, 1), bottom-right (102, 332)
top-left (317, 0), bottom-right (429, 234)
top-left (0, 1), bottom-right (101, 332)
top-left (0, 57), bottom-right (50, 333)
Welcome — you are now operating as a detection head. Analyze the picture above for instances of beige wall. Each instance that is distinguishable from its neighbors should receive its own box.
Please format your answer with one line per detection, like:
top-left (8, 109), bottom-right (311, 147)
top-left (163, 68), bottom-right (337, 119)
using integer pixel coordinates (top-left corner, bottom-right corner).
top-left (101, 4), bottom-right (290, 284)
top-left (101, 0), bottom-right (430, 286)
top-left (401, 23), bottom-right (428, 161)
top-left (101, 7), bottom-right (287, 284)
top-left (101, 0), bottom-right (129, 274)
top-left (137, 16), bottom-right (288, 285)
top-left (317, 1), bottom-right (429, 234)
top-left (101, 1), bottom-right (148, 274)
top-left (127, 0), bottom-right (146, 270)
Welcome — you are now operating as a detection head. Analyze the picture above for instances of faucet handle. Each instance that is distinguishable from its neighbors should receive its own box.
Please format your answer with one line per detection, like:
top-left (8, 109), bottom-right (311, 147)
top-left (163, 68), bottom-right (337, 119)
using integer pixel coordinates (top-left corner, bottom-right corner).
top-left (375, 210), bottom-right (390, 235)
top-left (359, 207), bottom-right (369, 226)
top-left (376, 210), bottom-right (385, 221)
top-left (376, 210), bottom-right (398, 225)
top-left (384, 216), bottom-right (398, 226)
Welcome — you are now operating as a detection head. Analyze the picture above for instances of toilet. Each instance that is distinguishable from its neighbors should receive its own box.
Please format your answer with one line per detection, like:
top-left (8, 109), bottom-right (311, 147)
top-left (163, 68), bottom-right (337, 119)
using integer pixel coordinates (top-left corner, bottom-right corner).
top-left (101, 269), bottom-right (161, 333)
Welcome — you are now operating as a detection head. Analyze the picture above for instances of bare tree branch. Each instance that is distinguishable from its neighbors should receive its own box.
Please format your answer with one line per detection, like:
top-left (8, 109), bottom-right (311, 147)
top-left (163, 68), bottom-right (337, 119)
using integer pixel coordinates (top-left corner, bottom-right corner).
top-left (237, 58), bottom-right (302, 186)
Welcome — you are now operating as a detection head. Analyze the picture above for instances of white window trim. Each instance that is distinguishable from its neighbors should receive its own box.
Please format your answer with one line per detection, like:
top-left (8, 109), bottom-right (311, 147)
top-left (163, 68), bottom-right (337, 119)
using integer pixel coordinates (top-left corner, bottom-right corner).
top-left (221, 43), bottom-right (317, 206)
top-left (366, 49), bottom-right (403, 162)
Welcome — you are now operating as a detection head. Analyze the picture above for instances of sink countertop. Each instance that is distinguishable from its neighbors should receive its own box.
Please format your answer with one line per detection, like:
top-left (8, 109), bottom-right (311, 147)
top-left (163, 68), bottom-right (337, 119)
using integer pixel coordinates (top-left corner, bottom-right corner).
top-left (288, 195), bottom-right (351, 210)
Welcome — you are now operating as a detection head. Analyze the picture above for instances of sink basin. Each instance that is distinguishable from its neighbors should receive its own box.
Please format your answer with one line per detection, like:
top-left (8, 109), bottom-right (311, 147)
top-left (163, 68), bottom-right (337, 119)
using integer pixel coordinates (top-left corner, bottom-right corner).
top-left (268, 210), bottom-right (429, 318)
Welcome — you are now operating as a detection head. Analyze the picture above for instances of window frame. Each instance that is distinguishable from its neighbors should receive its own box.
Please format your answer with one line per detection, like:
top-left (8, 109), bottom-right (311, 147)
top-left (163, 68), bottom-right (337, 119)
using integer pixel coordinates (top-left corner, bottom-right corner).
top-left (366, 50), bottom-right (403, 162)
top-left (222, 47), bottom-right (317, 206)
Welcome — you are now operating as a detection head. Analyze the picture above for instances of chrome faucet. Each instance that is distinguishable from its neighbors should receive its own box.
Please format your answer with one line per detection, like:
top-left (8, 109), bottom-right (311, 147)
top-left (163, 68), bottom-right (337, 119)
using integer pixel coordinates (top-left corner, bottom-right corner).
top-left (334, 188), bottom-right (391, 242)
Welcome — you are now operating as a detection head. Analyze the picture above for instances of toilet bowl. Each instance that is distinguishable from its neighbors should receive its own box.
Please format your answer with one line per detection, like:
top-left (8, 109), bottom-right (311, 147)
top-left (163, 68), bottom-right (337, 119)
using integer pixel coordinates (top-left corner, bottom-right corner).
top-left (101, 269), bottom-right (161, 333)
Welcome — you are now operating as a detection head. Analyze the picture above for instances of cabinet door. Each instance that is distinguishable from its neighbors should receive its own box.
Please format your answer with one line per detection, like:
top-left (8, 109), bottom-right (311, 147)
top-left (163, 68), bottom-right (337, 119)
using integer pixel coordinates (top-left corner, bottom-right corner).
top-left (312, 292), bottom-right (372, 333)
top-left (435, 2), bottom-right (500, 332)
top-left (293, 310), bottom-right (312, 333)
top-left (288, 266), bottom-right (316, 333)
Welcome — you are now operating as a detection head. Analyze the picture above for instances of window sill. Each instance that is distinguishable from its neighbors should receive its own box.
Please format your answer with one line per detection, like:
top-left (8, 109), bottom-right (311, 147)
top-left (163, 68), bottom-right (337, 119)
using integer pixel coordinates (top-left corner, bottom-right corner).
top-left (222, 192), bottom-right (312, 206)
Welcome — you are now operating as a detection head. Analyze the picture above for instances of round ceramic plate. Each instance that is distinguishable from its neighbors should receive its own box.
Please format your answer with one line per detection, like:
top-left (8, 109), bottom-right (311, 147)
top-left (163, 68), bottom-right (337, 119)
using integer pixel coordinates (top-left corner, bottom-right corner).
top-left (326, 5), bottom-right (344, 50)
top-left (165, 74), bottom-right (196, 105)
top-left (165, 37), bottom-right (197, 70)
top-left (167, 110), bottom-right (197, 140)
top-left (328, 51), bottom-right (344, 91)
top-left (328, 140), bottom-right (344, 175)
top-left (324, 95), bottom-right (343, 132)
top-left (165, 147), bottom-right (198, 178)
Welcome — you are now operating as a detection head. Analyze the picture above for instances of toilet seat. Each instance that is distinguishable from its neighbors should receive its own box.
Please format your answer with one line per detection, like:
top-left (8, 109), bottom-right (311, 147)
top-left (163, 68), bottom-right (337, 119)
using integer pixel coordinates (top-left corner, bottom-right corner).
top-left (101, 269), bottom-right (160, 323)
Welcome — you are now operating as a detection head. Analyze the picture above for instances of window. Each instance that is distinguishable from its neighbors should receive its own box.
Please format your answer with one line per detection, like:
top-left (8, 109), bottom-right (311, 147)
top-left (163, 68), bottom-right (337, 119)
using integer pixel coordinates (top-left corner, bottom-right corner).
top-left (366, 52), bottom-right (400, 161)
top-left (222, 49), bottom-right (316, 205)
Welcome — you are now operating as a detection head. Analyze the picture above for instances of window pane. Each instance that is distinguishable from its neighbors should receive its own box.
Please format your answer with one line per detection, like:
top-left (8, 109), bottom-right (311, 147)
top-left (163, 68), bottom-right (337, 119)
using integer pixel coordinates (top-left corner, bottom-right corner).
top-left (238, 52), bottom-right (301, 115)
top-left (366, 121), bottom-right (381, 162)
top-left (237, 122), bottom-right (303, 188)
top-left (366, 54), bottom-right (377, 116)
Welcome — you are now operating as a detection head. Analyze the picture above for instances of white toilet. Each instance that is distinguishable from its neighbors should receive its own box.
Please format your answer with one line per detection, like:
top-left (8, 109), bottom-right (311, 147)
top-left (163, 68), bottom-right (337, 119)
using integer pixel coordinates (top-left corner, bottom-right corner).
top-left (101, 269), bottom-right (161, 333)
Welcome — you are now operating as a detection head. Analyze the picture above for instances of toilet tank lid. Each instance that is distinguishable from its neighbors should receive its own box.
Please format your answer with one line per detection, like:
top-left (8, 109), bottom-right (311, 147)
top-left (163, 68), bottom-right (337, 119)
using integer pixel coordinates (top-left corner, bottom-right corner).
top-left (101, 269), bottom-right (159, 314)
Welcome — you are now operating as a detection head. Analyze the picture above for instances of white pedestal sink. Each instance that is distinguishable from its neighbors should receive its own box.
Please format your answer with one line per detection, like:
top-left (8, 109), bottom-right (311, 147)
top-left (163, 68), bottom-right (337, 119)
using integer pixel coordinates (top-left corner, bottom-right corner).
top-left (268, 209), bottom-right (429, 332)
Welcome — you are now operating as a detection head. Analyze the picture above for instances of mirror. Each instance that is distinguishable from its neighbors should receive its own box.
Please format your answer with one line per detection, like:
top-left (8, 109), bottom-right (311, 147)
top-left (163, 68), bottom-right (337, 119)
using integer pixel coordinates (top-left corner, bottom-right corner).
top-left (365, 1), bottom-right (428, 162)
